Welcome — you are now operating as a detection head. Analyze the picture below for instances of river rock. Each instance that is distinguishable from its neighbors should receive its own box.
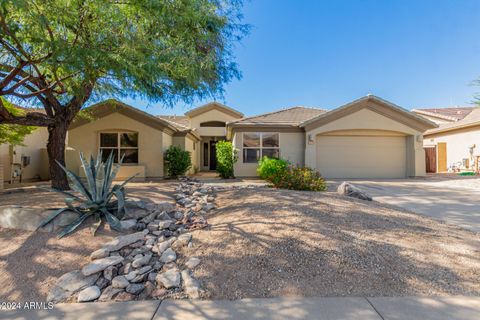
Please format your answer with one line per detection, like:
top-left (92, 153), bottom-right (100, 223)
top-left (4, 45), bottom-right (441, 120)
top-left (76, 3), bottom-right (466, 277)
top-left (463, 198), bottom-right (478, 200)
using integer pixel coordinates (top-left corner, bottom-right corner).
top-left (77, 286), bottom-right (101, 302)
top-left (82, 256), bottom-right (124, 276)
top-left (102, 230), bottom-right (148, 252)
top-left (156, 269), bottom-right (181, 289)
top-left (159, 248), bottom-right (176, 263)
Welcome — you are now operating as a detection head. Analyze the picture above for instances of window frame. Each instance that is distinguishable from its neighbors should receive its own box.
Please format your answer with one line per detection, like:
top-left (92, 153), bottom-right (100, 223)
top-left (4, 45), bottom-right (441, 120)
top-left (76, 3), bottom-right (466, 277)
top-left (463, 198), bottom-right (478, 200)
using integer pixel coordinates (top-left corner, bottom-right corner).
top-left (242, 132), bottom-right (280, 163)
top-left (99, 131), bottom-right (139, 165)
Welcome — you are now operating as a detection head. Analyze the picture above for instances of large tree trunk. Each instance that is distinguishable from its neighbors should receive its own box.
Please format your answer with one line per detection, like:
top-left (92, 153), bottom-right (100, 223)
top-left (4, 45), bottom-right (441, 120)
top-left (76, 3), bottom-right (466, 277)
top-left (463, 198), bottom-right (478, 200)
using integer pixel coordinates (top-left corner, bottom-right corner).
top-left (47, 122), bottom-right (69, 190)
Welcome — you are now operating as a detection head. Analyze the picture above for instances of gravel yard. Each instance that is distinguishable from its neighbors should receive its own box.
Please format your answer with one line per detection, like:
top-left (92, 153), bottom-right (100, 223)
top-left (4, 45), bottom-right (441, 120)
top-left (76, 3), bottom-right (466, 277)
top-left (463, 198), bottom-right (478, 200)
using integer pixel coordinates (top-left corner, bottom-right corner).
top-left (188, 187), bottom-right (480, 299)
top-left (0, 182), bottom-right (176, 302)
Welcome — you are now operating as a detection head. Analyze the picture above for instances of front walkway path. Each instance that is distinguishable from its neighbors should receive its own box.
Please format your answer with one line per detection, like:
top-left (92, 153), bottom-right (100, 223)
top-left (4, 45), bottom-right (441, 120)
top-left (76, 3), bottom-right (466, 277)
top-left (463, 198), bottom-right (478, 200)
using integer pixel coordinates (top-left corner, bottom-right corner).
top-left (2, 296), bottom-right (480, 320)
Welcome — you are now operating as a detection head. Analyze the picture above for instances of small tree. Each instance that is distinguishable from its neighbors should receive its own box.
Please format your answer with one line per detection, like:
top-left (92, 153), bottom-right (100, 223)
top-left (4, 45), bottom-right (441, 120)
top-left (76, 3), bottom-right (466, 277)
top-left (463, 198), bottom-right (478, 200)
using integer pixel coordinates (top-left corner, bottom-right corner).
top-left (164, 145), bottom-right (191, 178)
top-left (216, 140), bottom-right (237, 178)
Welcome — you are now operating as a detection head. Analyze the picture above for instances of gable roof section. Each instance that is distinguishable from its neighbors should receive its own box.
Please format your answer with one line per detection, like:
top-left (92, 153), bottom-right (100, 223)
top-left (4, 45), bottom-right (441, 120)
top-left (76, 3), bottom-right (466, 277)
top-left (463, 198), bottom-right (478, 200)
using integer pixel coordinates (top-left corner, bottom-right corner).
top-left (69, 99), bottom-right (178, 134)
top-left (184, 102), bottom-right (243, 118)
top-left (412, 107), bottom-right (474, 122)
top-left (300, 95), bottom-right (438, 132)
top-left (228, 106), bottom-right (326, 128)
top-left (424, 107), bottom-right (480, 135)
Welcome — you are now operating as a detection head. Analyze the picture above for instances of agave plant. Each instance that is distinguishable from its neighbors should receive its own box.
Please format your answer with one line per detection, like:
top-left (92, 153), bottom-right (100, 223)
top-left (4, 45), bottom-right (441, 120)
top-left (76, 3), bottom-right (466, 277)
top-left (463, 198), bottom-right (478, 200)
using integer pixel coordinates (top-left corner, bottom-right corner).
top-left (38, 152), bottom-right (137, 238)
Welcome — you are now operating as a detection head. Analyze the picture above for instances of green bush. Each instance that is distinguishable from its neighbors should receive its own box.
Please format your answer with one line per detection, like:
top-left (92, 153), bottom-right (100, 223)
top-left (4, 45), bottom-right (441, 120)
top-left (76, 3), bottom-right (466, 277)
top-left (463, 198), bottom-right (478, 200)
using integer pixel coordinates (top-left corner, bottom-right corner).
top-left (164, 145), bottom-right (191, 178)
top-left (38, 152), bottom-right (137, 238)
top-left (257, 157), bottom-right (327, 191)
top-left (257, 156), bottom-right (288, 180)
top-left (216, 140), bottom-right (238, 178)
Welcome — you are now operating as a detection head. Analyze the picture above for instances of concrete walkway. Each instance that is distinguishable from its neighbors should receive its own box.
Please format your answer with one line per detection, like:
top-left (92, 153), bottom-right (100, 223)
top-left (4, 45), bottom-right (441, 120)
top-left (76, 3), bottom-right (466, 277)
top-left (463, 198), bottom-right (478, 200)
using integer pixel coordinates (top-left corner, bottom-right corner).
top-left (2, 296), bottom-right (480, 320)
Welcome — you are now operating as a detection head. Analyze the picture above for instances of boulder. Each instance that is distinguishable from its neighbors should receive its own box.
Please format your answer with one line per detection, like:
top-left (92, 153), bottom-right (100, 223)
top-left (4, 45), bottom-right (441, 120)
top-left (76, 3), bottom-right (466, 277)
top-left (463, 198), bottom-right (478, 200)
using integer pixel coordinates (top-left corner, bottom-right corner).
top-left (77, 286), bottom-right (101, 302)
top-left (337, 182), bottom-right (372, 201)
top-left (102, 230), bottom-right (148, 252)
top-left (82, 256), bottom-right (124, 276)
top-left (156, 269), bottom-right (181, 289)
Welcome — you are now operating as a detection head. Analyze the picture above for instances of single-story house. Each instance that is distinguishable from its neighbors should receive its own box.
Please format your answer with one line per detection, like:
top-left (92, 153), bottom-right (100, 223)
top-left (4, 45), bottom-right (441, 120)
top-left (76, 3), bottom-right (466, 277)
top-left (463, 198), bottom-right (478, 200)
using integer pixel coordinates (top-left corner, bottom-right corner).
top-left (412, 106), bottom-right (480, 173)
top-left (0, 95), bottom-right (437, 183)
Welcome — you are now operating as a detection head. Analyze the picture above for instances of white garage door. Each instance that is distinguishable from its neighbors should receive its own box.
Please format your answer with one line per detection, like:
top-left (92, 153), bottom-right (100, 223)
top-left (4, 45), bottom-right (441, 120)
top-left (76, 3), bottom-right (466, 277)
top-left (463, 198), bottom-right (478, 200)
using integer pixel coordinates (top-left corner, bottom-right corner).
top-left (316, 135), bottom-right (407, 178)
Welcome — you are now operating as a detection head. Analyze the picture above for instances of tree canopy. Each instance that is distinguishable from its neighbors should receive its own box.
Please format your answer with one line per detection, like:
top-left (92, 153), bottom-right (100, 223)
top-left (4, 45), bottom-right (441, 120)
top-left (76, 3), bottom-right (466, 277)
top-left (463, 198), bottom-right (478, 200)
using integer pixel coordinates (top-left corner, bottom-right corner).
top-left (0, 97), bottom-right (35, 145)
top-left (0, 0), bottom-right (246, 189)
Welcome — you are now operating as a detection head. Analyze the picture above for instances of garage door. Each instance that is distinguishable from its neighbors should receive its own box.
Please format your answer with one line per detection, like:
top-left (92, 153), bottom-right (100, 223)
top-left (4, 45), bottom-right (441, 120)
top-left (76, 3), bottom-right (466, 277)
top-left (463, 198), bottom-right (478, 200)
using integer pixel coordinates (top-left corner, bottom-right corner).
top-left (316, 135), bottom-right (407, 178)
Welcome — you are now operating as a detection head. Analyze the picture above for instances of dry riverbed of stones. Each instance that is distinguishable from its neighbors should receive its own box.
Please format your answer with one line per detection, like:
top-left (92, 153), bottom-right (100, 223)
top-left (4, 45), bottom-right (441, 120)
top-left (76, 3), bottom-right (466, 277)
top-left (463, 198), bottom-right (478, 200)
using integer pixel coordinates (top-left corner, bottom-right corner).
top-left (47, 177), bottom-right (213, 303)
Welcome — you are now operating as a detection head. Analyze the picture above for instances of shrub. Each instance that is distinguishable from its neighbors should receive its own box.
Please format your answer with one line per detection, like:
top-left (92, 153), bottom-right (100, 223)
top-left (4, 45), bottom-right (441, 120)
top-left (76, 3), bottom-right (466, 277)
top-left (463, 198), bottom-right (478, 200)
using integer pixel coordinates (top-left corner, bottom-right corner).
top-left (257, 156), bottom-right (288, 181)
top-left (216, 140), bottom-right (238, 178)
top-left (257, 157), bottom-right (327, 191)
top-left (37, 152), bottom-right (137, 238)
top-left (164, 145), bottom-right (192, 178)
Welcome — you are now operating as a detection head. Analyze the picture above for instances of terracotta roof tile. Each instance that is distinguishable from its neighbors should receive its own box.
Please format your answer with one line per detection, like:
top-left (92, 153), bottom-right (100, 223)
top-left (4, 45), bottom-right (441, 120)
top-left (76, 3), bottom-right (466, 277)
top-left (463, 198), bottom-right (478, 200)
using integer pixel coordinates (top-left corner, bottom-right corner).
top-left (413, 107), bottom-right (474, 121)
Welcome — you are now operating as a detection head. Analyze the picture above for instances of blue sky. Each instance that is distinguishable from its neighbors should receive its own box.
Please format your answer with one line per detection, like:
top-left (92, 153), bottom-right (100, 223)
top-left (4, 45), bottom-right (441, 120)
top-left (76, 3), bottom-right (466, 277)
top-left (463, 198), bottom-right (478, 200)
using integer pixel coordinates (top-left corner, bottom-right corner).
top-left (124, 0), bottom-right (480, 116)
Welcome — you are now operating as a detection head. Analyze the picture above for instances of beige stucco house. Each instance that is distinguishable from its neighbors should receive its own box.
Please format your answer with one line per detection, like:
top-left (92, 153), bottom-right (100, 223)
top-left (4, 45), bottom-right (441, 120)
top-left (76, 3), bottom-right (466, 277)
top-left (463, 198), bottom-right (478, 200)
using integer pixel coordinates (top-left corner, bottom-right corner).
top-left (0, 95), bottom-right (437, 185)
top-left (413, 106), bottom-right (480, 173)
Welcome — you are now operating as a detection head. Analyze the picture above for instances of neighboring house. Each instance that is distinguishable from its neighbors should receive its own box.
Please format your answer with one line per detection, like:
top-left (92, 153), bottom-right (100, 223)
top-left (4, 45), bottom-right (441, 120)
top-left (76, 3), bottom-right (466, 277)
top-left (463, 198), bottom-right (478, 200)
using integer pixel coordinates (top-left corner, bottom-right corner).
top-left (0, 95), bottom-right (437, 183)
top-left (412, 106), bottom-right (480, 173)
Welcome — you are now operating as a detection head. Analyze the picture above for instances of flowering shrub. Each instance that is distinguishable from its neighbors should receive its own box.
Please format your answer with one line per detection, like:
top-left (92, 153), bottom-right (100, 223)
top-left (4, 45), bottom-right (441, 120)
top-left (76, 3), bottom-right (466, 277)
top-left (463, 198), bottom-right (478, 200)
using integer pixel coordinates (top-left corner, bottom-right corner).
top-left (257, 157), bottom-right (327, 191)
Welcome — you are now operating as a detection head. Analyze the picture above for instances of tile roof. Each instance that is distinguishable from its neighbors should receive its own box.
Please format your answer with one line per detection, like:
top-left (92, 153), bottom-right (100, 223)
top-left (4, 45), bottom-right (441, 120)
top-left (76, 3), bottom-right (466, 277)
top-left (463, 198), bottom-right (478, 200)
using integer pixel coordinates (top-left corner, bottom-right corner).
top-left (156, 115), bottom-right (190, 130)
top-left (229, 106), bottom-right (326, 126)
top-left (413, 107), bottom-right (474, 122)
top-left (425, 107), bottom-right (480, 135)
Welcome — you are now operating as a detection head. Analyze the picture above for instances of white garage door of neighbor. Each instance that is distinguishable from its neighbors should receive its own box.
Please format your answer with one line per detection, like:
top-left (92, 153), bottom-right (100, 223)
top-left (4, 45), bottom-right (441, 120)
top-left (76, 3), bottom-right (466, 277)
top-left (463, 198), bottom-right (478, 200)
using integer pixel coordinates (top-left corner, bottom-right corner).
top-left (316, 135), bottom-right (407, 178)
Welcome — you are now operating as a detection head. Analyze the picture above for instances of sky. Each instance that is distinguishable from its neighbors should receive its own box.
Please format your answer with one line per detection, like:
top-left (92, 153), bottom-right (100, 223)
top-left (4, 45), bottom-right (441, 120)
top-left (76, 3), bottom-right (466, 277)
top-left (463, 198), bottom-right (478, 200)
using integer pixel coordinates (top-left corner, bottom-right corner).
top-left (123, 0), bottom-right (480, 117)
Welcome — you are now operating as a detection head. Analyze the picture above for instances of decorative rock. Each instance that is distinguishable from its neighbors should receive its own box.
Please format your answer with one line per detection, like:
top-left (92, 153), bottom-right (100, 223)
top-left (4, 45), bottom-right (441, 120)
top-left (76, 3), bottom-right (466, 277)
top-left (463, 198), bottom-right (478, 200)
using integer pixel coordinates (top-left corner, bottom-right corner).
top-left (103, 265), bottom-right (117, 281)
top-left (125, 271), bottom-right (138, 281)
top-left (77, 286), bottom-right (101, 302)
top-left (126, 283), bottom-right (145, 295)
top-left (158, 220), bottom-right (172, 230)
top-left (137, 265), bottom-right (152, 274)
top-left (156, 269), bottom-right (181, 289)
top-left (98, 286), bottom-right (123, 301)
top-left (124, 208), bottom-right (149, 220)
top-left (131, 273), bottom-right (146, 283)
top-left (156, 202), bottom-right (176, 213)
top-left (123, 262), bottom-right (133, 275)
top-left (112, 275), bottom-right (130, 289)
top-left (120, 219), bottom-right (138, 231)
top-left (102, 230), bottom-right (148, 252)
top-left (159, 248), bottom-right (177, 263)
top-left (157, 241), bottom-right (171, 255)
top-left (95, 277), bottom-right (110, 291)
top-left (139, 281), bottom-right (155, 299)
top-left (203, 203), bottom-right (215, 211)
top-left (90, 248), bottom-right (109, 260)
top-left (132, 253), bottom-right (152, 268)
top-left (337, 182), bottom-right (372, 201)
top-left (47, 271), bottom-right (99, 302)
top-left (147, 272), bottom-right (158, 282)
top-left (185, 257), bottom-right (201, 269)
top-left (181, 270), bottom-right (202, 299)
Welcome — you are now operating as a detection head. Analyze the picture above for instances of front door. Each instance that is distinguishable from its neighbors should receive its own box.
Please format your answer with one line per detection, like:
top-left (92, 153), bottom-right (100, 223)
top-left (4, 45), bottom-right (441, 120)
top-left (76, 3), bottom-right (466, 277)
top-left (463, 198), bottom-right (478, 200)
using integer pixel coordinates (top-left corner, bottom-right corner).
top-left (425, 146), bottom-right (436, 173)
top-left (209, 141), bottom-right (217, 170)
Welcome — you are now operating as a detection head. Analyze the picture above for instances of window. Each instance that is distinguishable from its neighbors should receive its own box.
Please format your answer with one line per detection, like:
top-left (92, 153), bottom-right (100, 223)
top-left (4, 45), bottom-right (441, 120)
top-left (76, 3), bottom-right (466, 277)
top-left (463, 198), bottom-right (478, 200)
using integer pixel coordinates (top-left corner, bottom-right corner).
top-left (242, 132), bottom-right (279, 163)
top-left (200, 121), bottom-right (226, 127)
top-left (99, 132), bottom-right (138, 164)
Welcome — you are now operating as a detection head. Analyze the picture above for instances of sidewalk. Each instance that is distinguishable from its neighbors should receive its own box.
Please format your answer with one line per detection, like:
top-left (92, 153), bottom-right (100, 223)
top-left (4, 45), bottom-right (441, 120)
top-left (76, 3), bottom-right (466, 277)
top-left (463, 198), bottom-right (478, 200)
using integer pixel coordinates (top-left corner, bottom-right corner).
top-left (1, 296), bottom-right (479, 320)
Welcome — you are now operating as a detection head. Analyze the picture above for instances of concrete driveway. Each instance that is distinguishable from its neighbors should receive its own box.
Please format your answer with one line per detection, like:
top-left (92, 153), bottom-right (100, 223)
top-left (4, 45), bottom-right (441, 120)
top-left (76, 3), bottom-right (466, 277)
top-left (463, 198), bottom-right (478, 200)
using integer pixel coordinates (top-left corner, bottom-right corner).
top-left (331, 175), bottom-right (480, 233)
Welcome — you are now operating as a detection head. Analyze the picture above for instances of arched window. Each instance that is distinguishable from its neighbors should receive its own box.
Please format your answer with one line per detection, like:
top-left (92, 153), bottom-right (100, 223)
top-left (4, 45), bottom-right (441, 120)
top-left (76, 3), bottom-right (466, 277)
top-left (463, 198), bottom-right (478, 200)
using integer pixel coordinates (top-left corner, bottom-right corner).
top-left (199, 121), bottom-right (226, 127)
